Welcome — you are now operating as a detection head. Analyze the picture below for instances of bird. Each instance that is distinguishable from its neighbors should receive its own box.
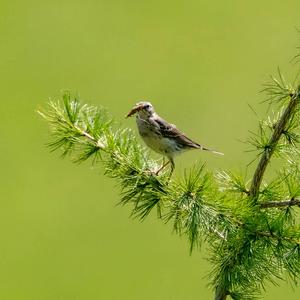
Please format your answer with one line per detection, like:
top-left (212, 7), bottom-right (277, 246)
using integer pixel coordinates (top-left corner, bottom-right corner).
top-left (126, 101), bottom-right (223, 175)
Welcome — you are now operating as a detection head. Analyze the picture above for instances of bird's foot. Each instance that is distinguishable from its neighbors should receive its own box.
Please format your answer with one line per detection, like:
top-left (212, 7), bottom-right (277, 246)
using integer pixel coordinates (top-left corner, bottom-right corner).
top-left (154, 160), bottom-right (170, 175)
top-left (143, 167), bottom-right (166, 177)
top-left (143, 167), bottom-right (159, 176)
top-left (144, 160), bottom-right (172, 177)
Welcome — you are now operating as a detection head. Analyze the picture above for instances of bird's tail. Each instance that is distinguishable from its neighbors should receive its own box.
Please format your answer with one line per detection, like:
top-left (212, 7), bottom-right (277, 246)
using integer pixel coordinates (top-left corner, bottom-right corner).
top-left (201, 146), bottom-right (224, 156)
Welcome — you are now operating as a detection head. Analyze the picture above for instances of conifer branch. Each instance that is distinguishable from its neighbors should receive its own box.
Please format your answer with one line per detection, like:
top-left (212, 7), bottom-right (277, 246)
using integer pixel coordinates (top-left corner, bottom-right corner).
top-left (39, 68), bottom-right (300, 300)
top-left (211, 80), bottom-right (300, 300)
top-left (249, 91), bottom-right (300, 201)
top-left (256, 230), bottom-right (300, 245)
top-left (260, 198), bottom-right (300, 208)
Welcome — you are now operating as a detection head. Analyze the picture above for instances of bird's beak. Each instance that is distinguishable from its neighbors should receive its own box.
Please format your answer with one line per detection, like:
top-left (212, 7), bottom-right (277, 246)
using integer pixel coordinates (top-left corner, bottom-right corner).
top-left (126, 104), bottom-right (144, 118)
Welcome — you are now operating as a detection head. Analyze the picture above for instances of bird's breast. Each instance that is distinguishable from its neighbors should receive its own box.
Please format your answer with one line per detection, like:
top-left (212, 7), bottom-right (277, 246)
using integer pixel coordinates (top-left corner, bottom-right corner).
top-left (136, 117), bottom-right (184, 156)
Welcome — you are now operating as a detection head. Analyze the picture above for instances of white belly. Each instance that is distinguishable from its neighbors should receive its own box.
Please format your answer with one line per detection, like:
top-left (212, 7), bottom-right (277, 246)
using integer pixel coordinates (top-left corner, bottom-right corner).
top-left (136, 116), bottom-right (183, 157)
top-left (142, 134), bottom-right (188, 159)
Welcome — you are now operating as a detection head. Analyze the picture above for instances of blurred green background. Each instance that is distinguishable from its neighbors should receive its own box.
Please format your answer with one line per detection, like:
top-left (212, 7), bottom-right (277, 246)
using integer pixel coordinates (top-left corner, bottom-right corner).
top-left (0, 1), bottom-right (300, 299)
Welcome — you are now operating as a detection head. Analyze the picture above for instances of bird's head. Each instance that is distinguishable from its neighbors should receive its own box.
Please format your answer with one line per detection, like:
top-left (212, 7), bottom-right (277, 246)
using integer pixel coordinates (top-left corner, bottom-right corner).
top-left (126, 101), bottom-right (155, 118)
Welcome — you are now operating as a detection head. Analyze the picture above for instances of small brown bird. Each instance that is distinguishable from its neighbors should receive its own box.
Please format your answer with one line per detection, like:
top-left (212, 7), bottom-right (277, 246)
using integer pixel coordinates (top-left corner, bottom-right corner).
top-left (126, 101), bottom-right (223, 175)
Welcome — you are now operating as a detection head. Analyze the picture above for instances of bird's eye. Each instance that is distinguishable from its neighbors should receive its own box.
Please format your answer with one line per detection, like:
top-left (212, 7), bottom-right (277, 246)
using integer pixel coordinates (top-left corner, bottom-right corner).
top-left (145, 104), bottom-right (150, 108)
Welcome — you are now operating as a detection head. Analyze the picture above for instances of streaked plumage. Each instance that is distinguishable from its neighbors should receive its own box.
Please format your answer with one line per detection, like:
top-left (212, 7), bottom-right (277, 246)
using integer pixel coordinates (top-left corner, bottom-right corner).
top-left (126, 101), bottom-right (223, 174)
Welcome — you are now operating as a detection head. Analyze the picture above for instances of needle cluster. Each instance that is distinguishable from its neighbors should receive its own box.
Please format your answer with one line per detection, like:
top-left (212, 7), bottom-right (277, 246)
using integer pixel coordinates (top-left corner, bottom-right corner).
top-left (39, 67), bottom-right (300, 298)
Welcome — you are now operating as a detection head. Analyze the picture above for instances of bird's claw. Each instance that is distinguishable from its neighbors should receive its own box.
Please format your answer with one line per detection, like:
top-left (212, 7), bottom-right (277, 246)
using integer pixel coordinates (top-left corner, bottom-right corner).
top-left (144, 168), bottom-right (161, 176)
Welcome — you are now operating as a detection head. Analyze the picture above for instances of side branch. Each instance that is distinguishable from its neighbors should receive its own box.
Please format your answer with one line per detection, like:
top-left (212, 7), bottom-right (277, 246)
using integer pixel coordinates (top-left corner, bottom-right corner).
top-left (249, 93), bottom-right (299, 200)
top-left (260, 198), bottom-right (300, 208)
top-left (74, 125), bottom-right (106, 149)
top-left (256, 231), bottom-right (300, 245)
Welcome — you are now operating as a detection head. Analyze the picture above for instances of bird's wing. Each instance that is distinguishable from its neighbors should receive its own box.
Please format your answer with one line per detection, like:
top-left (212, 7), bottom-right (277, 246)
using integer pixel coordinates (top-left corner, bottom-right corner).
top-left (152, 116), bottom-right (201, 149)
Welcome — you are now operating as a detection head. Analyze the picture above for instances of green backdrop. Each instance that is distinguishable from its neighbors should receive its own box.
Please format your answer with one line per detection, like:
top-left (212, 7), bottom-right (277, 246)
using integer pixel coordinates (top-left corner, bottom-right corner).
top-left (0, 1), bottom-right (299, 299)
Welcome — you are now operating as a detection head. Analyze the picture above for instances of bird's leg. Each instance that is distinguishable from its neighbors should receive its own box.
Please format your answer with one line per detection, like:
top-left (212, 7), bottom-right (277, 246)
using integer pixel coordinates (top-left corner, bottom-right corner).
top-left (155, 157), bottom-right (170, 175)
top-left (168, 158), bottom-right (175, 178)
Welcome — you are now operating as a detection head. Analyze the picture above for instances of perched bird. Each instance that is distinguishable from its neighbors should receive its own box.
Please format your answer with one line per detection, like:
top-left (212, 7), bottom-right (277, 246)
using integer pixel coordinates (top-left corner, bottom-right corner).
top-left (126, 101), bottom-right (223, 175)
